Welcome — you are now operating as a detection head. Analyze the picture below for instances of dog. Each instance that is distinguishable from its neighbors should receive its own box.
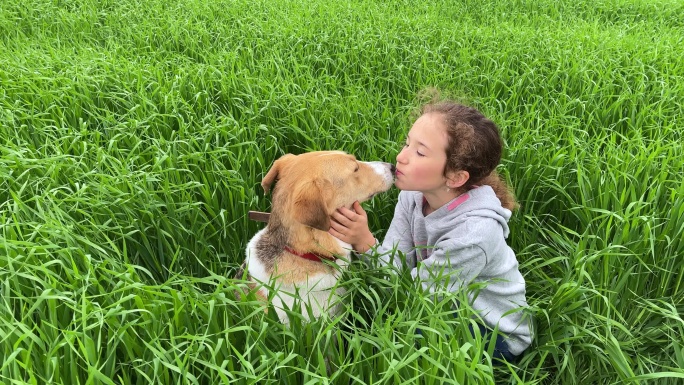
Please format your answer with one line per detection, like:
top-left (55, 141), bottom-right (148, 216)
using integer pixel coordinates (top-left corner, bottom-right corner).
top-left (239, 151), bottom-right (395, 324)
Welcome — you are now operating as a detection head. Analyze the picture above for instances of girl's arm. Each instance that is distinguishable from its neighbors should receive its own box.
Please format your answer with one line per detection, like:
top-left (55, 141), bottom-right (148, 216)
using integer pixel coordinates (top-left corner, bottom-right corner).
top-left (415, 241), bottom-right (487, 294)
top-left (330, 191), bottom-right (417, 269)
top-left (372, 193), bottom-right (416, 269)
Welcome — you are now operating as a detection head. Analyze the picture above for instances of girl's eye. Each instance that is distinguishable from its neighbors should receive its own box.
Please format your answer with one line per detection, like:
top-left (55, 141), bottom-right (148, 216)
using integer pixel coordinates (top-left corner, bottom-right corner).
top-left (417, 151), bottom-right (425, 157)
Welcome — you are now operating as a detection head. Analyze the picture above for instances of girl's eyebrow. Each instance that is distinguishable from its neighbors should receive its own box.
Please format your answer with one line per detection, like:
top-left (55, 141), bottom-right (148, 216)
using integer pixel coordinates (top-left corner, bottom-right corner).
top-left (406, 135), bottom-right (431, 150)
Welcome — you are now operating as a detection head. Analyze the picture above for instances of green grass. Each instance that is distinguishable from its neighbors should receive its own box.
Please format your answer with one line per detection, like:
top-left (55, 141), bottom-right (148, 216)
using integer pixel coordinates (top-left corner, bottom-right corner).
top-left (1, 0), bottom-right (683, 383)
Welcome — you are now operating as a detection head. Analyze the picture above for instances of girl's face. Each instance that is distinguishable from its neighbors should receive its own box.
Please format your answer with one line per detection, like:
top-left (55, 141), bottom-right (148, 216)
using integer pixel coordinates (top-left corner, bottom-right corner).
top-left (394, 113), bottom-right (450, 193)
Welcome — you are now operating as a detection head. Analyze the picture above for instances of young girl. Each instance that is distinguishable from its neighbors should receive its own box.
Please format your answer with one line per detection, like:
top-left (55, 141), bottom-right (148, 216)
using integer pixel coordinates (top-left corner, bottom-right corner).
top-left (329, 99), bottom-right (532, 362)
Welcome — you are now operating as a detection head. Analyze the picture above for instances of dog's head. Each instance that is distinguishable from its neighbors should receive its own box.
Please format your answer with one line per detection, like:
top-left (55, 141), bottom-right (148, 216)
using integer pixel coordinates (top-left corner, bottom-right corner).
top-left (261, 151), bottom-right (394, 231)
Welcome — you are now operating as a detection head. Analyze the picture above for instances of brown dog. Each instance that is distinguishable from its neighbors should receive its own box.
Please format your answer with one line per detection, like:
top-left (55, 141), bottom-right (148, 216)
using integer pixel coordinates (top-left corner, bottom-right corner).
top-left (241, 151), bottom-right (394, 323)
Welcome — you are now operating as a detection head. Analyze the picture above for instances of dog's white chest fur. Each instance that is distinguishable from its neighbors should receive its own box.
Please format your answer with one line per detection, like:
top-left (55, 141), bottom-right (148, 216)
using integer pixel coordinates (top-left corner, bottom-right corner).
top-left (245, 229), bottom-right (350, 324)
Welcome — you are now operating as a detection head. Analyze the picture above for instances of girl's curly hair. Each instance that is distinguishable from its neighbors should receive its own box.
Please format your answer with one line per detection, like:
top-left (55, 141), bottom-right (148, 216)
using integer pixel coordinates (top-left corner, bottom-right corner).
top-left (417, 89), bottom-right (519, 210)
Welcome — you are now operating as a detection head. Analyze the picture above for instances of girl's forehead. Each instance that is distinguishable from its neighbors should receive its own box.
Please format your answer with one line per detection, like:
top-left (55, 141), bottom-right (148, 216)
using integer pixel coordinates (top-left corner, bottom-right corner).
top-left (407, 114), bottom-right (448, 148)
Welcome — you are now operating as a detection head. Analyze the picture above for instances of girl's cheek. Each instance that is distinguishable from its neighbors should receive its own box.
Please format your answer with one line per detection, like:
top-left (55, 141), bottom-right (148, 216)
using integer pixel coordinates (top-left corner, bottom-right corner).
top-left (411, 165), bottom-right (426, 181)
top-left (414, 162), bottom-right (442, 182)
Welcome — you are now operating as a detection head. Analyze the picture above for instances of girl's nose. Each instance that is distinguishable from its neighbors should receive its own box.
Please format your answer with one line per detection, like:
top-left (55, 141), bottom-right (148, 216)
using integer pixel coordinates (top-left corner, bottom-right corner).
top-left (396, 148), bottom-right (407, 164)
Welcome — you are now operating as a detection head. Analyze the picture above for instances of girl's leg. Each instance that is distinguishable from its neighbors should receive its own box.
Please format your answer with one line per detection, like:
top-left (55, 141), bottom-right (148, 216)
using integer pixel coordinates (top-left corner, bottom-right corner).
top-left (469, 323), bottom-right (519, 364)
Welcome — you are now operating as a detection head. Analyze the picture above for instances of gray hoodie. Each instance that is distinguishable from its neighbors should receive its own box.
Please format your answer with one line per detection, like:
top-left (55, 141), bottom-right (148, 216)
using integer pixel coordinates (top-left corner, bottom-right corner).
top-left (371, 185), bottom-right (532, 355)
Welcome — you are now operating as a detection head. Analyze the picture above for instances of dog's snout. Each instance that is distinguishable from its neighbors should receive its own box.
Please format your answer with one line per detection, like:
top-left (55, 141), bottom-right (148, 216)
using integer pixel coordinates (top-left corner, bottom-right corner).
top-left (363, 161), bottom-right (396, 189)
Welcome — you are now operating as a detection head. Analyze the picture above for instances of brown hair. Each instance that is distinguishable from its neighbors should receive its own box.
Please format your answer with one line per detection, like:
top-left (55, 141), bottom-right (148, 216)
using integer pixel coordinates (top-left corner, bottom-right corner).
top-left (417, 91), bottom-right (519, 210)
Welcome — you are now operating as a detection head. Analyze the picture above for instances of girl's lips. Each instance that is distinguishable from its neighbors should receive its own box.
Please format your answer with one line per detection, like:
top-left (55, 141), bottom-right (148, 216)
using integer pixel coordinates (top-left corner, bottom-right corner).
top-left (395, 169), bottom-right (403, 176)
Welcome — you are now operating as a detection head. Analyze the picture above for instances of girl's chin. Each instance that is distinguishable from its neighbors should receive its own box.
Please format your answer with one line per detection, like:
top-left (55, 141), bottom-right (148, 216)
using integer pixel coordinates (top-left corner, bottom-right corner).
top-left (394, 180), bottom-right (409, 190)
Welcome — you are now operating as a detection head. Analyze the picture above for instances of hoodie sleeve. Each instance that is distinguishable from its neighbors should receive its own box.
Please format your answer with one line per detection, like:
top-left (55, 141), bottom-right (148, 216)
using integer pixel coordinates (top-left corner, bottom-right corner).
top-left (415, 239), bottom-right (487, 294)
top-left (364, 192), bottom-right (417, 269)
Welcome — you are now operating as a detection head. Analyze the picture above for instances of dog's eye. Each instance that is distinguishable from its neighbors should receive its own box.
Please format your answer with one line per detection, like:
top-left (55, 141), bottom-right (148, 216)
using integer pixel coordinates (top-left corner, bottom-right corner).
top-left (354, 164), bottom-right (359, 172)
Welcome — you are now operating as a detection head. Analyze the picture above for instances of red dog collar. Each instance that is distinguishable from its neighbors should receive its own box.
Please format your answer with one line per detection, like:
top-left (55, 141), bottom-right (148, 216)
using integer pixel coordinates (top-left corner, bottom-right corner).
top-left (284, 246), bottom-right (337, 263)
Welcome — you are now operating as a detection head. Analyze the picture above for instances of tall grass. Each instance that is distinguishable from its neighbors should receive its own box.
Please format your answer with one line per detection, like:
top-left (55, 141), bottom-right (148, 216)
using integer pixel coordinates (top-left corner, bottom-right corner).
top-left (1, 0), bottom-right (683, 383)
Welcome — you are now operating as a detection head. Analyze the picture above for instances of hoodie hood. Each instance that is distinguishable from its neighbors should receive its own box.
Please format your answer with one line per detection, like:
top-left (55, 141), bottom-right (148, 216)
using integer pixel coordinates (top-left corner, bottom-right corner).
top-left (417, 185), bottom-right (512, 238)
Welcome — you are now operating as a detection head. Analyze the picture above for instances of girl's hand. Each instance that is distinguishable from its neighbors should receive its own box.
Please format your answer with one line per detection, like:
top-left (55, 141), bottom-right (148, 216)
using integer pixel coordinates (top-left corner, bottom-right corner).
top-left (329, 201), bottom-right (376, 253)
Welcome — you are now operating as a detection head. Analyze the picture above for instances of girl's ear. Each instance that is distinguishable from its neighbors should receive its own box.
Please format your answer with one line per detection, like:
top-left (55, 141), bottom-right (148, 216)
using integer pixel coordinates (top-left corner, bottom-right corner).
top-left (446, 170), bottom-right (469, 189)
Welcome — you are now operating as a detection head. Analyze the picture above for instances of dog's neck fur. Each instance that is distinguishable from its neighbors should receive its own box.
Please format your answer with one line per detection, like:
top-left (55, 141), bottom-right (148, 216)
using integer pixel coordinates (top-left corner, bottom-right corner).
top-left (268, 213), bottom-right (343, 259)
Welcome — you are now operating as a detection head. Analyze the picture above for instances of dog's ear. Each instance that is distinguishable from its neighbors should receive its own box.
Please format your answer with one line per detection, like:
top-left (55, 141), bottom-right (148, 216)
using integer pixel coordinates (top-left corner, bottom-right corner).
top-left (261, 154), bottom-right (295, 194)
top-left (292, 180), bottom-right (332, 231)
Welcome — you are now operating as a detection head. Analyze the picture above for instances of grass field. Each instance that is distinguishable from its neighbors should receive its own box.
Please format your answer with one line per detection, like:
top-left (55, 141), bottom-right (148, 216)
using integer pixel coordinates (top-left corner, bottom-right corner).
top-left (1, 0), bottom-right (683, 383)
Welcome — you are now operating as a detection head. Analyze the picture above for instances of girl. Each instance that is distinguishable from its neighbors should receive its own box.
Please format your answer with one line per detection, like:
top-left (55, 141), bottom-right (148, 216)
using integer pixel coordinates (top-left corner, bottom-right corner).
top-left (329, 99), bottom-right (532, 362)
